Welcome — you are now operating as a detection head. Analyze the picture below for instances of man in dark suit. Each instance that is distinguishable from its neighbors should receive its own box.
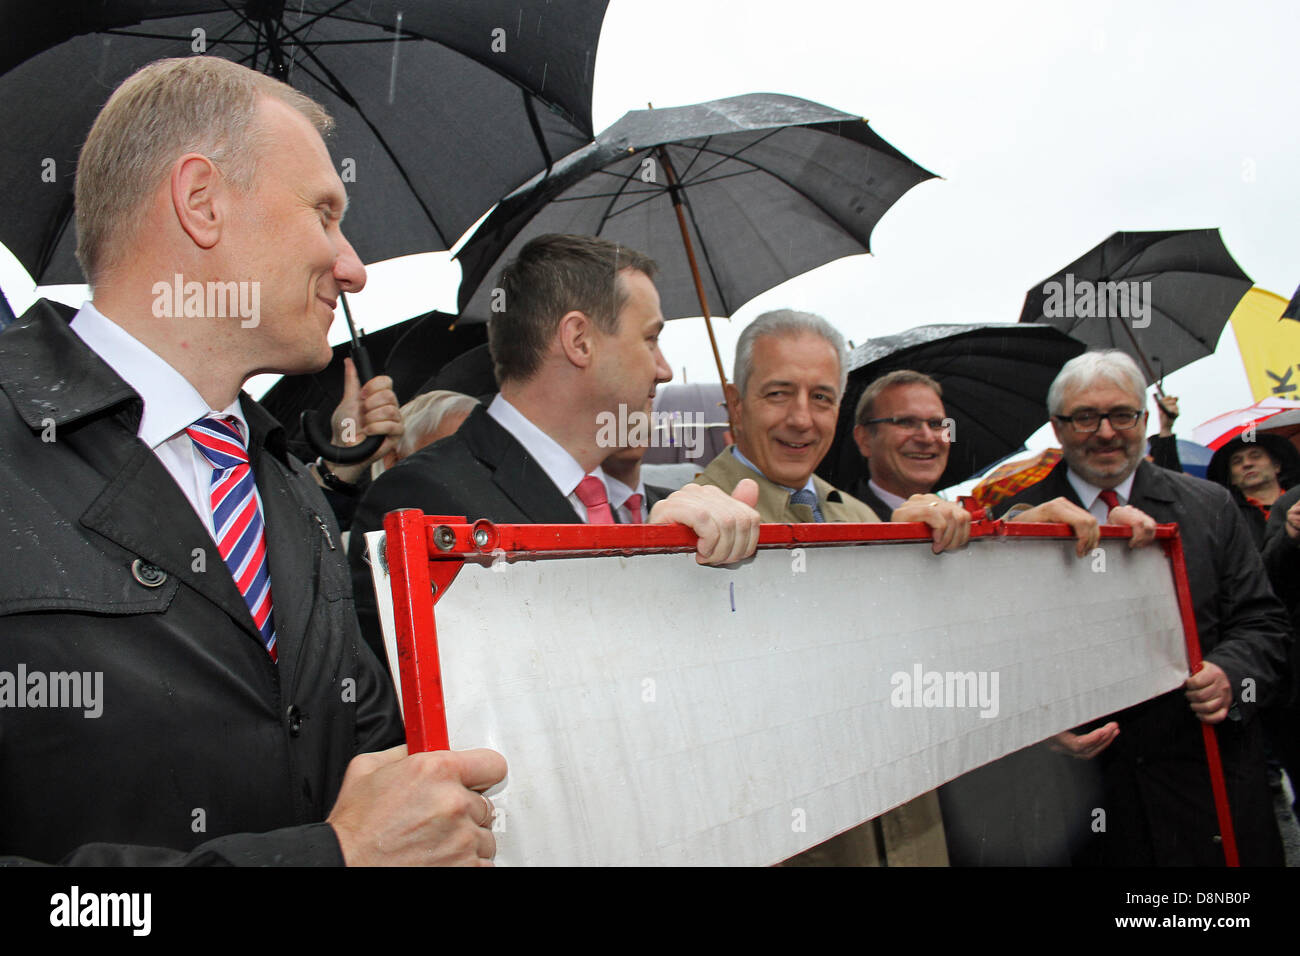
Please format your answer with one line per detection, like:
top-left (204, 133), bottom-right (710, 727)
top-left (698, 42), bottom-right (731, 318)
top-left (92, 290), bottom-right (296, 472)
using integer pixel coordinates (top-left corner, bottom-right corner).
top-left (0, 57), bottom-right (502, 865)
top-left (850, 370), bottom-right (952, 521)
top-left (983, 350), bottom-right (1291, 865)
top-left (349, 234), bottom-right (761, 660)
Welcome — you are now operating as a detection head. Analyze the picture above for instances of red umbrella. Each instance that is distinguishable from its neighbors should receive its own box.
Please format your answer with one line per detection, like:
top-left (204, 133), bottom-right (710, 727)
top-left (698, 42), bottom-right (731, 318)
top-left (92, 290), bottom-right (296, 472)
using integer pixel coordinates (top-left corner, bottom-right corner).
top-left (1193, 399), bottom-right (1300, 452)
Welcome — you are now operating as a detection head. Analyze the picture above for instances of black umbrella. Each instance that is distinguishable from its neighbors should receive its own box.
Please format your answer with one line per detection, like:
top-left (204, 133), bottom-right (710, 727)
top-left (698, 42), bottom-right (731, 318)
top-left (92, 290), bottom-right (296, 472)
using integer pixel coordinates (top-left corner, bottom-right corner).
top-left (0, 0), bottom-right (607, 283)
top-left (259, 309), bottom-right (486, 454)
top-left (454, 92), bottom-right (936, 385)
top-left (1019, 229), bottom-right (1253, 393)
top-left (818, 323), bottom-right (1087, 492)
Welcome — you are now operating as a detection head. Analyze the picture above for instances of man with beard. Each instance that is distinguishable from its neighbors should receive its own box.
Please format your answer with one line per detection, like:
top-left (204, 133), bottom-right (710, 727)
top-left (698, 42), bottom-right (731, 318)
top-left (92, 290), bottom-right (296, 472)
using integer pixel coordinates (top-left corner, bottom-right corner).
top-left (990, 350), bottom-right (1291, 865)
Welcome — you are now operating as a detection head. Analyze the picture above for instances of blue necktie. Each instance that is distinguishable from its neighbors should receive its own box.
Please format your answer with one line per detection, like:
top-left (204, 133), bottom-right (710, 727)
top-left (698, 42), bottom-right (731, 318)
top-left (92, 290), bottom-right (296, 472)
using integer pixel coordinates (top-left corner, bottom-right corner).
top-left (790, 488), bottom-right (824, 522)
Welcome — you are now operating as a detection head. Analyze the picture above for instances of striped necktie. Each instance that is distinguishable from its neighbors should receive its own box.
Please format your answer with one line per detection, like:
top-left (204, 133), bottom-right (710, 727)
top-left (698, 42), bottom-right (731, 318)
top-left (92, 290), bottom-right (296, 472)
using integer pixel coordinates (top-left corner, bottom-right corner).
top-left (186, 416), bottom-right (277, 660)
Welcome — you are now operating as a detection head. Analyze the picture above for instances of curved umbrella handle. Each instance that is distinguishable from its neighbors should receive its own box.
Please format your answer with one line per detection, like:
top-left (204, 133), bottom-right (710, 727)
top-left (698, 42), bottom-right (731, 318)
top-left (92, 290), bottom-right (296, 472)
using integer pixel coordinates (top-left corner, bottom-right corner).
top-left (301, 294), bottom-right (386, 465)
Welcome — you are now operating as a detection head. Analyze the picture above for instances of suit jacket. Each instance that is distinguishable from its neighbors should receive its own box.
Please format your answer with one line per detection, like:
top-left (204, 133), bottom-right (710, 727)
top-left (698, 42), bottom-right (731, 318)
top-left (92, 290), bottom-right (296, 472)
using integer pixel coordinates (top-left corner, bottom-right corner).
top-left (695, 446), bottom-right (948, 867)
top-left (694, 447), bottom-right (881, 523)
top-left (943, 458), bottom-right (1290, 866)
top-left (0, 300), bottom-right (403, 865)
top-left (849, 477), bottom-right (895, 522)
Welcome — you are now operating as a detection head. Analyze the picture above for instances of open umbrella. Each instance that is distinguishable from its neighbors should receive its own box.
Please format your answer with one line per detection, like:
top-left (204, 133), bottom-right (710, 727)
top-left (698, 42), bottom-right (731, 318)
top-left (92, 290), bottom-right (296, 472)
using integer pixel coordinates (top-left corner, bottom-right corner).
top-left (454, 93), bottom-right (936, 385)
top-left (1193, 398), bottom-right (1300, 452)
top-left (971, 448), bottom-right (1063, 509)
top-left (0, 0), bottom-right (607, 283)
top-left (1019, 229), bottom-right (1253, 394)
top-left (259, 309), bottom-right (486, 455)
top-left (818, 323), bottom-right (1086, 492)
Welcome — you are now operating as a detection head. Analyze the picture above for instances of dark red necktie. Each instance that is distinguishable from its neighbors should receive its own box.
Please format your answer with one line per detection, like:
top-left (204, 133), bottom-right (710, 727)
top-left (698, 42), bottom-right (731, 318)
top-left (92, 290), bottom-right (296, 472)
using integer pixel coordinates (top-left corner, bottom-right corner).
top-left (1098, 488), bottom-right (1121, 515)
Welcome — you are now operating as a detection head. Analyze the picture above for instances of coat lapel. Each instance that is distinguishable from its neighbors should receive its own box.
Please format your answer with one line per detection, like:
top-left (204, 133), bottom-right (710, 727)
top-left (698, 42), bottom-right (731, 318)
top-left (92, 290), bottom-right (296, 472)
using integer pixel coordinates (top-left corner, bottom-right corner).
top-left (461, 407), bottom-right (583, 523)
top-left (244, 398), bottom-right (318, 674)
top-left (0, 303), bottom-right (266, 649)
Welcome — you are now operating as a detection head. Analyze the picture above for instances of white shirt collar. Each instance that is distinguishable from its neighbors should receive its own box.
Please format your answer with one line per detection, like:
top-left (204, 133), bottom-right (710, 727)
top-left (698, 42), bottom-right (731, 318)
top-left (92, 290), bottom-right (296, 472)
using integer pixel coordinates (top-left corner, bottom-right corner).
top-left (867, 479), bottom-right (911, 513)
top-left (603, 472), bottom-right (645, 511)
top-left (1066, 467), bottom-right (1137, 511)
top-left (487, 393), bottom-right (600, 497)
top-left (69, 300), bottom-right (247, 445)
top-left (731, 445), bottom-right (817, 498)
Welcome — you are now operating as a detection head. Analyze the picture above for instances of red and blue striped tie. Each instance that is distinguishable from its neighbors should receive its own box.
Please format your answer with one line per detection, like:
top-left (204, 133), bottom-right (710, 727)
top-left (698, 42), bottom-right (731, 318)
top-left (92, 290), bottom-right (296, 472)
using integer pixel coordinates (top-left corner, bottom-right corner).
top-left (186, 416), bottom-right (277, 661)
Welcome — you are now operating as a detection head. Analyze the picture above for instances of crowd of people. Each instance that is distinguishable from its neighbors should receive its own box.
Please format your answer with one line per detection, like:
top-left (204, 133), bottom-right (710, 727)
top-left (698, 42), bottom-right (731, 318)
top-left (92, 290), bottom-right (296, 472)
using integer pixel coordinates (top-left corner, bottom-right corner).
top-left (1, 57), bottom-right (1295, 867)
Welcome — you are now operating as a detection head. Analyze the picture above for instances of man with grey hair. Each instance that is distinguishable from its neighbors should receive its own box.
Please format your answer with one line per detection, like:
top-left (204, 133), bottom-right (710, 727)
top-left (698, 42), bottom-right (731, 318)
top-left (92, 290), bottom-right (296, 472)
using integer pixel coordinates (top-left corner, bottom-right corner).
top-left (975, 348), bottom-right (1292, 866)
top-left (696, 309), bottom-right (975, 865)
top-left (0, 57), bottom-right (502, 866)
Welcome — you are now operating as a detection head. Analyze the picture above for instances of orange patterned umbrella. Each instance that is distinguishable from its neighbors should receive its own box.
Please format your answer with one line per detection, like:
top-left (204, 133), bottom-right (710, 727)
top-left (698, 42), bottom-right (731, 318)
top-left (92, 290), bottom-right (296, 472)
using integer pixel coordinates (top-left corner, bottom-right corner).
top-left (972, 448), bottom-right (1063, 509)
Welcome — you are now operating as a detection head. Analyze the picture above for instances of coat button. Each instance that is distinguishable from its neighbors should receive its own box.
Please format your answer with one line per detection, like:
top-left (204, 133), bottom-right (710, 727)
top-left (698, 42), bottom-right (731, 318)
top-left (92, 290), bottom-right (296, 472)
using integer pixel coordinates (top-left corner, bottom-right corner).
top-left (131, 559), bottom-right (167, 588)
top-left (287, 705), bottom-right (303, 737)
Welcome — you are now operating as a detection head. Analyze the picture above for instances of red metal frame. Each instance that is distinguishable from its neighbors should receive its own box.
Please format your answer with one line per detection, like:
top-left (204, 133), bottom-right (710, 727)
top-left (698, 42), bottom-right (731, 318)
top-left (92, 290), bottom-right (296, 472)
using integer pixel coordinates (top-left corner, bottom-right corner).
top-left (378, 509), bottom-right (1237, 866)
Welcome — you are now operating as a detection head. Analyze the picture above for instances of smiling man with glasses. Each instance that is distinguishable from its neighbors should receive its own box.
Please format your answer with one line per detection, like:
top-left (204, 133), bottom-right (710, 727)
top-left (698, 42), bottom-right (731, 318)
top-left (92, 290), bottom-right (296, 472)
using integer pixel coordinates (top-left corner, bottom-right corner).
top-left (973, 348), bottom-right (1293, 866)
top-left (851, 370), bottom-right (953, 520)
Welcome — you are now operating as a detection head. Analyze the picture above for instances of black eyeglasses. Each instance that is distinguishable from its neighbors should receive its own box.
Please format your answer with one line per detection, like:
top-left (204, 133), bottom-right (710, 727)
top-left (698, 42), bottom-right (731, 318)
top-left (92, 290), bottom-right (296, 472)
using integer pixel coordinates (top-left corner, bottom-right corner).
top-left (1053, 408), bottom-right (1143, 433)
top-left (861, 416), bottom-right (947, 434)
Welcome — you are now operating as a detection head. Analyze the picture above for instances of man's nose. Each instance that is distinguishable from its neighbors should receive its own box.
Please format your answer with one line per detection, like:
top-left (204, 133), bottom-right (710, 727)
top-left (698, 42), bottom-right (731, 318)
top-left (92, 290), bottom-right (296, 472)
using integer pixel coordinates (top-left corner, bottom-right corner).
top-left (1095, 416), bottom-right (1118, 439)
top-left (786, 393), bottom-right (814, 428)
top-left (654, 344), bottom-right (672, 385)
top-left (334, 230), bottom-right (367, 293)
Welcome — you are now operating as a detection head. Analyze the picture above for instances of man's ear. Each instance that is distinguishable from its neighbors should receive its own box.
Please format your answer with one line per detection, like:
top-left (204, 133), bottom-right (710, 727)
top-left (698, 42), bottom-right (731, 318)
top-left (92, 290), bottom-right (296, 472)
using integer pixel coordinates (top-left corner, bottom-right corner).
top-left (1050, 418), bottom-right (1065, 445)
top-left (170, 153), bottom-right (223, 250)
top-left (852, 423), bottom-right (873, 459)
top-left (723, 382), bottom-right (742, 432)
top-left (557, 309), bottom-right (595, 369)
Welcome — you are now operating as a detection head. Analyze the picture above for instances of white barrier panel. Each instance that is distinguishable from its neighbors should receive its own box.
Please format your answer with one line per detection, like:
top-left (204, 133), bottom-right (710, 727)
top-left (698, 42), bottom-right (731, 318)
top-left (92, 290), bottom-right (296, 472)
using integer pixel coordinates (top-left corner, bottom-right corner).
top-left (367, 532), bottom-right (1188, 866)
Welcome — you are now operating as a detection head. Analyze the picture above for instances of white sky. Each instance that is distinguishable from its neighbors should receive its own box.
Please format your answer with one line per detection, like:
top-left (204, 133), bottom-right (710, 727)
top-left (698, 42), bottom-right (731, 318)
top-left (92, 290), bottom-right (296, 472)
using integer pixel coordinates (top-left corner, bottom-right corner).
top-left (3, 0), bottom-right (1296, 461)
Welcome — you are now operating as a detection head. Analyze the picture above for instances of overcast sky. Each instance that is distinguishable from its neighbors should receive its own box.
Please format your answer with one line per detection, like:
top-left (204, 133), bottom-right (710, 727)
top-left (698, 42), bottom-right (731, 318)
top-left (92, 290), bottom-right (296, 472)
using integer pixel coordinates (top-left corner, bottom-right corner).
top-left (3, 0), bottom-right (1296, 452)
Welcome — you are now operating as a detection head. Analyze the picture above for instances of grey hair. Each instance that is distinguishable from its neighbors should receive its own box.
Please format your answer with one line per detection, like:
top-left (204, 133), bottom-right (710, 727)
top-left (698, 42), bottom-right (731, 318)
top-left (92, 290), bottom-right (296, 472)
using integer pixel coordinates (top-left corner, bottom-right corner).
top-left (733, 309), bottom-right (849, 397)
top-left (371, 390), bottom-right (480, 479)
top-left (1047, 350), bottom-right (1147, 415)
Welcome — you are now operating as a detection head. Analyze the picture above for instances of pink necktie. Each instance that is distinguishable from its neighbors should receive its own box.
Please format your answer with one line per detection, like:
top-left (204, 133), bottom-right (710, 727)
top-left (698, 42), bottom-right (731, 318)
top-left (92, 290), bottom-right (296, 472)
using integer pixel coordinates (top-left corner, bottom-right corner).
top-left (624, 493), bottom-right (644, 524)
top-left (575, 475), bottom-right (615, 524)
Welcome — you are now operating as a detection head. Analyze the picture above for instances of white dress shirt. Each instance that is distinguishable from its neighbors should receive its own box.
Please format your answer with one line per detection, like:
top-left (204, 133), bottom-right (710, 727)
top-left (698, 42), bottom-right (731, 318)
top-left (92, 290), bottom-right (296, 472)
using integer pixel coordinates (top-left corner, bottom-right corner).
top-left (1067, 468), bottom-right (1137, 522)
top-left (867, 478), bottom-right (911, 515)
top-left (487, 394), bottom-right (607, 522)
top-left (69, 301), bottom-right (252, 537)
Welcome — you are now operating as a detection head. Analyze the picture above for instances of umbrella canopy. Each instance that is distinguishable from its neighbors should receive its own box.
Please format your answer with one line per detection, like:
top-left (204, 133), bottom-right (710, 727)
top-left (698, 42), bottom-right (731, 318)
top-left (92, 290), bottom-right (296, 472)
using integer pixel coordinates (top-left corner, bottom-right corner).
top-left (818, 323), bottom-right (1086, 492)
top-left (259, 309), bottom-right (486, 451)
top-left (0, 0), bottom-right (606, 283)
top-left (1019, 229), bottom-right (1253, 388)
top-left (454, 93), bottom-right (936, 356)
top-left (1165, 438), bottom-right (1214, 480)
top-left (1193, 398), bottom-right (1300, 451)
top-left (971, 448), bottom-right (1063, 509)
